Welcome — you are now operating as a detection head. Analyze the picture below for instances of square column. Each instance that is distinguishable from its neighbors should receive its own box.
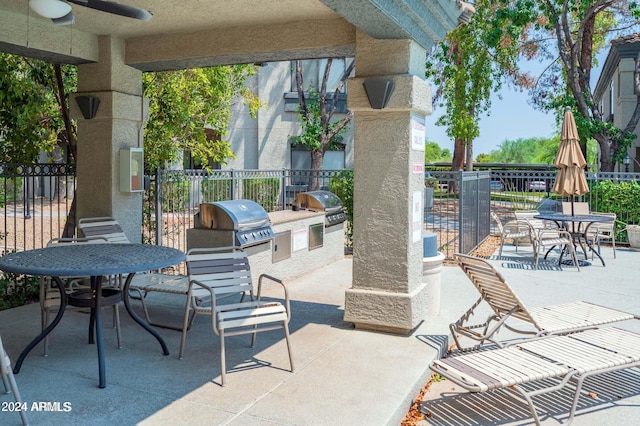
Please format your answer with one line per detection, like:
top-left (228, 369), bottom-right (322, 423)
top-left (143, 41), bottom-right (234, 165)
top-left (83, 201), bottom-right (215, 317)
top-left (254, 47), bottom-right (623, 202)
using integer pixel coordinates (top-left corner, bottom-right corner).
top-left (344, 32), bottom-right (432, 334)
top-left (71, 36), bottom-right (146, 242)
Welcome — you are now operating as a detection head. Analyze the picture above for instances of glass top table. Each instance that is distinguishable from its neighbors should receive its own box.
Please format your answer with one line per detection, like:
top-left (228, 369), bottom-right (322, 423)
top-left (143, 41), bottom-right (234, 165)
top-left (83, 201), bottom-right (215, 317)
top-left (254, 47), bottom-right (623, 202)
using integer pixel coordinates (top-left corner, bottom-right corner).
top-left (0, 243), bottom-right (185, 388)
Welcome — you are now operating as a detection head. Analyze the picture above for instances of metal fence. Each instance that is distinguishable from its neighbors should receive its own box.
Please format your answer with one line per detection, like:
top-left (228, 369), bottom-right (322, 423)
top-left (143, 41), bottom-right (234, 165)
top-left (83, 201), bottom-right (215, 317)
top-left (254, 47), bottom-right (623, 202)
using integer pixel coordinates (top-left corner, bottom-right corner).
top-left (3, 163), bottom-right (640, 260)
top-left (142, 168), bottom-right (352, 252)
top-left (0, 163), bottom-right (76, 255)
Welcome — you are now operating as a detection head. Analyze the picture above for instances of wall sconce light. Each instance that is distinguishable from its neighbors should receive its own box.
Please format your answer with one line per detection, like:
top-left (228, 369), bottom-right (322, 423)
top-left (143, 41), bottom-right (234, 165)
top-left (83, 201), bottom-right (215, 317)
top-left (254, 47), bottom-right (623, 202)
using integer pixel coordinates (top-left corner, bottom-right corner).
top-left (363, 79), bottom-right (395, 109)
top-left (76, 96), bottom-right (100, 120)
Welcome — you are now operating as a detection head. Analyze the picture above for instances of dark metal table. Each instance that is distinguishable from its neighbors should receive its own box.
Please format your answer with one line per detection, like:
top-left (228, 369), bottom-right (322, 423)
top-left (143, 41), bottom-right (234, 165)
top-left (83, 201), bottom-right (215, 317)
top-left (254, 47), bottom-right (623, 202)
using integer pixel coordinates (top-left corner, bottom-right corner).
top-left (0, 243), bottom-right (185, 388)
top-left (534, 213), bottom-right (614, 266)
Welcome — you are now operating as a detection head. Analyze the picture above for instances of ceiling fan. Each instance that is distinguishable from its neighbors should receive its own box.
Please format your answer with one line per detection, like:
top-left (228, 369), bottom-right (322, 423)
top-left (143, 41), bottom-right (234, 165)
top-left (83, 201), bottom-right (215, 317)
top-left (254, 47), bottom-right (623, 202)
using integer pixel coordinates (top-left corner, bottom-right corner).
top-left (28, 0), bottom-right (153, 25)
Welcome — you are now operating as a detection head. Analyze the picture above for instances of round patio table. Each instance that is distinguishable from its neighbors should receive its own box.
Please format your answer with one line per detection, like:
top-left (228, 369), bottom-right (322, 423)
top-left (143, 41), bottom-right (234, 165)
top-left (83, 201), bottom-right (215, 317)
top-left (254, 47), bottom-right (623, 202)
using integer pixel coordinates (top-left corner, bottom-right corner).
top-left (0, 243), bottom-right (185, 388)
top-left (533, 213), bottom-right (614, 266)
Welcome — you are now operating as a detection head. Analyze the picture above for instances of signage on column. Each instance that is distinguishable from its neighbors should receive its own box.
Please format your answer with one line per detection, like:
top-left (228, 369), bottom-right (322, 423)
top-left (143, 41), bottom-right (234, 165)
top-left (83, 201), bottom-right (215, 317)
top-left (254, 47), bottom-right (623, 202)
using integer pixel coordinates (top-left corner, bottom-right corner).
top-left (411, 114), bottom-right (425, 152)
top-left (412, 190), bottom-right (423, 242)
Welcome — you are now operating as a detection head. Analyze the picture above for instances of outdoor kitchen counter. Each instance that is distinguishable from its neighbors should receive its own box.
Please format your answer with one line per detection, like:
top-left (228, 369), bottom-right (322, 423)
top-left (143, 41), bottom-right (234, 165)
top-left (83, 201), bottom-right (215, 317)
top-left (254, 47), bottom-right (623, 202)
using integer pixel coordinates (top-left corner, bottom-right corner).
top-left (269, 209), bottom-right (324, 224)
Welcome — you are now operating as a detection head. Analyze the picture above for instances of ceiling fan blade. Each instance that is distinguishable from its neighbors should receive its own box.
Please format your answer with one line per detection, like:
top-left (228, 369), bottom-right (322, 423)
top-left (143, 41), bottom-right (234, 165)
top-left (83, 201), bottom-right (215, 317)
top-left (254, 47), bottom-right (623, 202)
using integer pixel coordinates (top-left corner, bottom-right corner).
top-left (52, 11), bottom-right (76, 25)
top-left (67, 0), bottom-right (153, 21)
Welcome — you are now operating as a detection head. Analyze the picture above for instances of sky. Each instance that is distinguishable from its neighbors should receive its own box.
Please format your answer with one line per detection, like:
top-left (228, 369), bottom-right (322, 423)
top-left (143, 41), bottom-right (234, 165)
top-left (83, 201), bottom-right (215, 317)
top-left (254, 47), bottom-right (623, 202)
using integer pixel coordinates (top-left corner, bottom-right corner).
top-left (424, 84), bottom-right (558, 156)
top-left (423, 56), bottom-right (607, 157)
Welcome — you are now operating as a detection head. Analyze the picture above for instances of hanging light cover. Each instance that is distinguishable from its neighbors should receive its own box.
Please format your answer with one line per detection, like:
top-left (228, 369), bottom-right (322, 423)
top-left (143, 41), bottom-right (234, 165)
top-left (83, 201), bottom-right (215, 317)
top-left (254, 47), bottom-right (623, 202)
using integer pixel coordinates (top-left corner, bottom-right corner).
top-left (29, 0), bottom-right (72, 19)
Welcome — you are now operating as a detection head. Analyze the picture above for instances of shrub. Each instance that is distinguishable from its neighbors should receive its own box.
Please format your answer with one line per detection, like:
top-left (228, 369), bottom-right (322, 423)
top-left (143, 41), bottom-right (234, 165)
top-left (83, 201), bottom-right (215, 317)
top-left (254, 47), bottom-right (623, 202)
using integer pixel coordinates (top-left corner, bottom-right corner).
top-left (243, 178), bottom-right (280, 212)
top-left (0, 272), bottom-right (39, 311)
top-left (330, 170), bottom-right (353, 247)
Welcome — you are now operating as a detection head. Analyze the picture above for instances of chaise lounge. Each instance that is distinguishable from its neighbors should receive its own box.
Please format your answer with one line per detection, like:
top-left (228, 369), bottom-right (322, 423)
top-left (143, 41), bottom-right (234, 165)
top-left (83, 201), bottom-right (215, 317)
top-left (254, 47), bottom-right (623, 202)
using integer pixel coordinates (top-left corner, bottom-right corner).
top-left (451, 254), bottom-right (638, 351)
top-left (430, 327), bottom-right (640, 425)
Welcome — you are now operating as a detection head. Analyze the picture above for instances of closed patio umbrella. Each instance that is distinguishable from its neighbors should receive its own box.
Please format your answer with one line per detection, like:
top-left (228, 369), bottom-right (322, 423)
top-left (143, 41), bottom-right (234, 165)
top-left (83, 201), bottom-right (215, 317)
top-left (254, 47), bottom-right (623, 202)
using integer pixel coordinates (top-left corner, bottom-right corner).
top-left (552, 109), bottom-right (589, 215)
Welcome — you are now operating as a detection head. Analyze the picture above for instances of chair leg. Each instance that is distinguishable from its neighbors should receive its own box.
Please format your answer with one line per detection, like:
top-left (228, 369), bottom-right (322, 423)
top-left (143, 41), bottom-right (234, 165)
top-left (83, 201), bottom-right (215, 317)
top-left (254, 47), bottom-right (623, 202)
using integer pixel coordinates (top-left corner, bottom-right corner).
top-left (113, 305), bottom-right (122, 349)
top-left (42, 307), bottom-right (50, 357)
top-left (284, 322), bottom-right (294, 372)
top-left (220, 330), bottom-right (227, 387)
top-left (178, 299), bottom-right (193, 359)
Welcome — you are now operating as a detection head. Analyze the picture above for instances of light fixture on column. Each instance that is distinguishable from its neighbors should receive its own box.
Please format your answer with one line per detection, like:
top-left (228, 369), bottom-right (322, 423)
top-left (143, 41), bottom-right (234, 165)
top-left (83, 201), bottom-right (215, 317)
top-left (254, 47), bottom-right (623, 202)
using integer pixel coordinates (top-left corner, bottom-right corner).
top-left (624, 153), bottom-right (631, 173)
top-left (29, 0), bottom-right (72, 19)
top-left (76, 96), bottom-right (100, 120)
top-left (363, 79), bottom-right (395, 109)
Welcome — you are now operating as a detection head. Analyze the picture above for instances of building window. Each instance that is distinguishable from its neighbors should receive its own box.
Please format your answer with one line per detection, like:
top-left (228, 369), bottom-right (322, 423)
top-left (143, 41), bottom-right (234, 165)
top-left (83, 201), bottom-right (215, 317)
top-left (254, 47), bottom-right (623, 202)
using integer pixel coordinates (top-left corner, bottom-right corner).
top-left (610, 80), bottom-right (615, 117)
top-left (290, 142), bottom-right (345, 171)
top-left (289, 58), bottom-right (348, 93)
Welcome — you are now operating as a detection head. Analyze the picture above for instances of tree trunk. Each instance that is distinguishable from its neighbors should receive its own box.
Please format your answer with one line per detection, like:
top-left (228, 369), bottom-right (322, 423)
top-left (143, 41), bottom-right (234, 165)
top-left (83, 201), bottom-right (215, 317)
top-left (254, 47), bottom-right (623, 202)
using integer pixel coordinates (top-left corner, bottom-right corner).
top-left (308, 149), bottom-right (324, 191)
top-left (464, 140), bottom-right (473, 171)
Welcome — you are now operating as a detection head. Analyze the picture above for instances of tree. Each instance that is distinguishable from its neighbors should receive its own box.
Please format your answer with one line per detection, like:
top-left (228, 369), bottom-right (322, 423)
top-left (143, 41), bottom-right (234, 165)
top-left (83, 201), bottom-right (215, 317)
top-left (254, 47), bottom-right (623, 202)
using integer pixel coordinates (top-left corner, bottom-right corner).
top-left (424, 141), bottom-right (452, 163)
top-left (495, 0), bottom-right (640, 171)
top-left (426, 0), bottom-right (533, 174)
top-left (293, 58), bottom-right (355, 191)
top-left (0, 54), bottom-right (76, 163)
top-left (143, 65), bottom-right (262, 171)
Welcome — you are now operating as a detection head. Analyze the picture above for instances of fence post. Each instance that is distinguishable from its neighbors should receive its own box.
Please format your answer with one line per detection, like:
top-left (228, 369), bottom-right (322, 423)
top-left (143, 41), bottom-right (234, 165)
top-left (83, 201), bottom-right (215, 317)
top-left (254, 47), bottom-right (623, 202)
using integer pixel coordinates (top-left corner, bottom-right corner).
top-left (230, 169), bottom-right (236, 200)
top-left (155, 167), bottom-right (162, 246)
top-left (458, 170), bottom-right (463, 254)
top-left (281, 168), bottom-right (287, 210)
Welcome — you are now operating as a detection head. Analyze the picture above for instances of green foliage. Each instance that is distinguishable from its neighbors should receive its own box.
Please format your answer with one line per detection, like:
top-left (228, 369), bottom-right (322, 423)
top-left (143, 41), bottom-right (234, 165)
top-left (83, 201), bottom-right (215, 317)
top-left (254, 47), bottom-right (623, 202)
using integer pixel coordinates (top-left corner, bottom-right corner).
top-left (427, 0), bottom-right (530, 157)
top-left (243, 178), bottom-right (280, 212)
top-left (424, 142), bottom-right (452, 163)
top-left (143, 65), bottom-right (262, 170)
top-left (329, 170), bottom-right (354, 247)
top-left (0, 53), bottom-right (75, 163)
top-left (291, 91), bottom-right (347, 152)
top-left (0, 177), bottom-right (23, 204)
top-left (0, 272), bottom-right (39, 311)
top-left (201, 179), bottom-right (232, 202)
top-left (591, 180), bottom-right (640, 230)
top-left (160, 179), bottom-right (190, 213)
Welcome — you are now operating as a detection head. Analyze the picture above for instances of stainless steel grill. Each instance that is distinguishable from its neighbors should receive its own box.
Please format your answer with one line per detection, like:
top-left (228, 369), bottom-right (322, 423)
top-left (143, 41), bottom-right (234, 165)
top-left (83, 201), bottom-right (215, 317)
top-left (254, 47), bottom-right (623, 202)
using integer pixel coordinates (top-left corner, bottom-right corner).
top-left (194, 200), bottom-right (274, 247)
top-left (294, 190), bottom-right (347, 227)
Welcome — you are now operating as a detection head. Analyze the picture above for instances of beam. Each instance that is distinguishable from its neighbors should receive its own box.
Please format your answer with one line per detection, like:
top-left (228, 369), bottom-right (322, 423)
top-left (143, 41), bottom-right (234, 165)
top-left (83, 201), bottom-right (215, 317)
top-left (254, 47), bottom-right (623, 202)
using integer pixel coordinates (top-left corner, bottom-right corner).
top-left (126, 18), bottom-right (356, 71)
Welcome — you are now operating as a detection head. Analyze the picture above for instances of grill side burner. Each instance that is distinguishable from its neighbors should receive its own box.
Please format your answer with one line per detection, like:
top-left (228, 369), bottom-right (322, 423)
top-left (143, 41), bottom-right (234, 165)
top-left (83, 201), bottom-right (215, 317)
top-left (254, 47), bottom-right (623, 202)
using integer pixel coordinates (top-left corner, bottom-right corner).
top-left (195, 200), bottom-right (274, 247)
top-left (294, 191), bottom-right (347, 227)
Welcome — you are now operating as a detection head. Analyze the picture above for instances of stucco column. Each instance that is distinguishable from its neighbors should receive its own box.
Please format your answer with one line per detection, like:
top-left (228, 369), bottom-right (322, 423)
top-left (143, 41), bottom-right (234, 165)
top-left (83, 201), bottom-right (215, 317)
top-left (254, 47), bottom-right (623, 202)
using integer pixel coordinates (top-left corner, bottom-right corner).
top-left (344, 31), bottom-right (432, 334)
top-left (71, 36), bottom-right (146, 242)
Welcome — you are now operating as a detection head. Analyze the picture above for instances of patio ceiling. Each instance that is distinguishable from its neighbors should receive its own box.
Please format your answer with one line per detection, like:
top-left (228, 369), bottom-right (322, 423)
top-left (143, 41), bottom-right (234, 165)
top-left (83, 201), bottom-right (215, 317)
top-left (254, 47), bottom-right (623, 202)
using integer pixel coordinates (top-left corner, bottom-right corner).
top-left (0, 0), bottom-right (466, 71)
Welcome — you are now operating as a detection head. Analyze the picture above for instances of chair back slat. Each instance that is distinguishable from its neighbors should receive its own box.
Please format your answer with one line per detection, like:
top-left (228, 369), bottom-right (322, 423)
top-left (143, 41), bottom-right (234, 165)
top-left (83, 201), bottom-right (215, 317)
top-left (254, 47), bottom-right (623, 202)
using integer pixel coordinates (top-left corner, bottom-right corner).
top-left (455, 254), bottom-right (539, 325)
top-left (186, 247), bottom-right (253, 294)
top-left (78, 217), bottom-right (130, 243)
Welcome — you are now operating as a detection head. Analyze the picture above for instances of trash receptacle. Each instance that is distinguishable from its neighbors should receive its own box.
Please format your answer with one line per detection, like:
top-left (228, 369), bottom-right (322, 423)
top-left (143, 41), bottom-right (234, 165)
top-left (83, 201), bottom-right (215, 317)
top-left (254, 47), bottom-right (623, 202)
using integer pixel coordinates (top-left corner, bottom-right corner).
top-left (423, 231), bottom-right (444, 316)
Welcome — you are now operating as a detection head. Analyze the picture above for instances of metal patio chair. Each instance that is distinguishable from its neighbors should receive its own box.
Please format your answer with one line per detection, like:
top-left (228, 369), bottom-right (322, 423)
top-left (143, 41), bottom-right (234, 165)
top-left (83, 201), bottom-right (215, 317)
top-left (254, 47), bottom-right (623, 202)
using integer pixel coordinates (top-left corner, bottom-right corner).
top-left (78, 216), bottom-right (130, 243)
top-left (526, 218), bottom-right (580, 270)
top-left (178, 247), bottom-right (294, 386)
top-left (589, 211), bottom-right (617, 259)
top-left (1, 336), bottom-right (28, 426)
top-left (450, 254), bottom-right (638, 351)
top-left (490, 211), bottom-right (532, 258)
top-left (40, 237), bottom-right (122, 356)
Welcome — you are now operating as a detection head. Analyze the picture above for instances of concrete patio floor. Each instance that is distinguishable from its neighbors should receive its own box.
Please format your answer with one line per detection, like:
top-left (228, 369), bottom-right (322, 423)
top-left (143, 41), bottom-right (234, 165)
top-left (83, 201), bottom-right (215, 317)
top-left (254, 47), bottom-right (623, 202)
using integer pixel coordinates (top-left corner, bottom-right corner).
top-left (0, 242), bottom-right (639, 426)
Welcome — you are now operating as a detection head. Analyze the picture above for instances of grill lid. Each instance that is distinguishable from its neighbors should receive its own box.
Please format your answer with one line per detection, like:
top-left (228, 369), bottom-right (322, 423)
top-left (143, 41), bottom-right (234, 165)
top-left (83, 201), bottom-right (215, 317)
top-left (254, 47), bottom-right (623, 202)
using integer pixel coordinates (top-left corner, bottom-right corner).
top-left (295, 190), bottom-right (343, 213)
top-left (198, 200), bottom-right (270, 230)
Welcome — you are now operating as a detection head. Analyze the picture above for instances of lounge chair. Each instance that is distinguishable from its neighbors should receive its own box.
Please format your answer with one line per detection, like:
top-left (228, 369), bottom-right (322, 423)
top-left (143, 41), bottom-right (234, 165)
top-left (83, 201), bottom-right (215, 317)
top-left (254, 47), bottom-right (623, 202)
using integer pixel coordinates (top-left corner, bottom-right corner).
top-left (450, 254), bottom-right (638, 351)
top-left (430, 327), bottom-right (640, 425)
top-left (178, 247), bottom-right (294, 386)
